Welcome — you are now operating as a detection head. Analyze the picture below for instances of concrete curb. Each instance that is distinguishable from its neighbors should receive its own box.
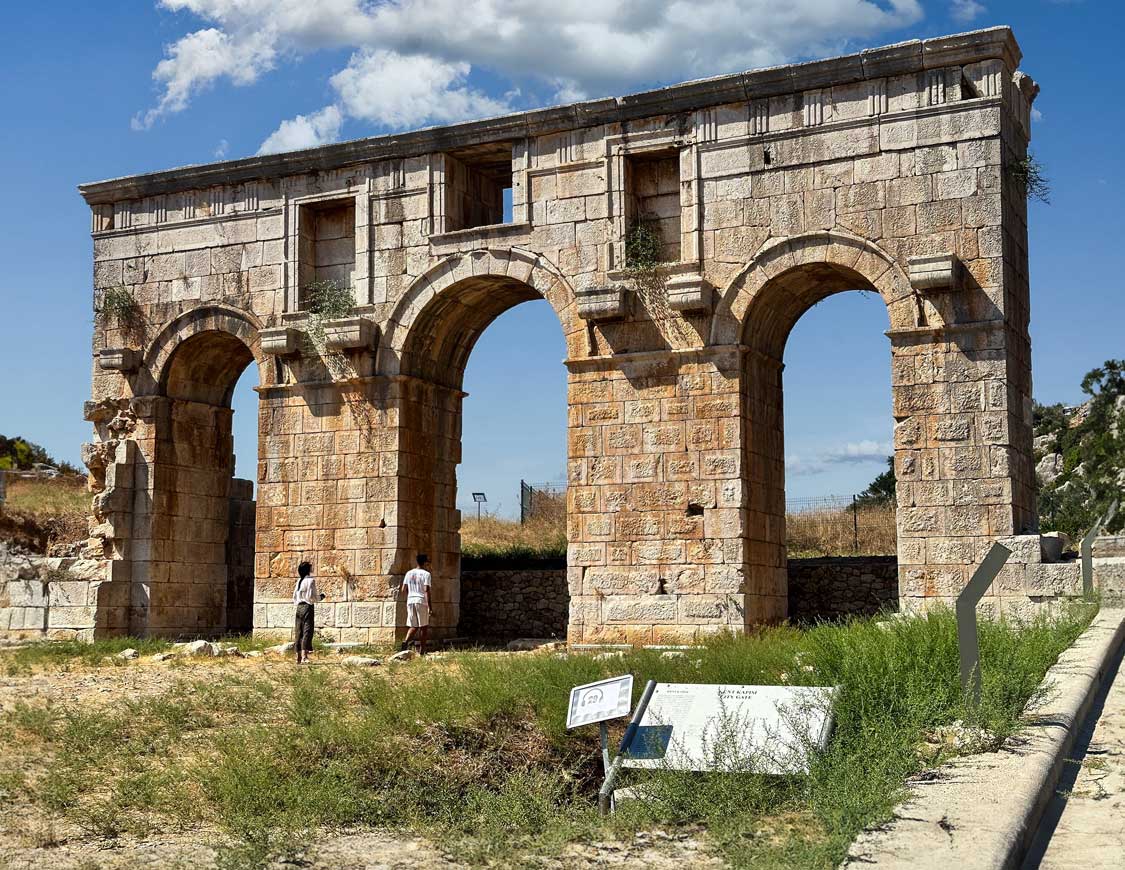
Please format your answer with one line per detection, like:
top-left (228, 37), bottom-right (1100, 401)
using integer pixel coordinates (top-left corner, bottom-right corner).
top-left (842, 608), bottom-right (1125, 869)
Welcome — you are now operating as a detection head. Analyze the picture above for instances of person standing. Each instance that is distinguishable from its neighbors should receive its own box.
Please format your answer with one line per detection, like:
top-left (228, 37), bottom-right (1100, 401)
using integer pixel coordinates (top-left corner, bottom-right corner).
top-left (292, 561), bottom-right (323, 664)
top-left (400, 554), bottom-right (432, 655)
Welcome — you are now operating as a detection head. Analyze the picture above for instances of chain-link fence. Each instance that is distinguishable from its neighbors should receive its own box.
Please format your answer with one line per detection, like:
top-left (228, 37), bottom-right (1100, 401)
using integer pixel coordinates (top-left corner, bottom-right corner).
top-left (520, 480), bottom-right (567, 524)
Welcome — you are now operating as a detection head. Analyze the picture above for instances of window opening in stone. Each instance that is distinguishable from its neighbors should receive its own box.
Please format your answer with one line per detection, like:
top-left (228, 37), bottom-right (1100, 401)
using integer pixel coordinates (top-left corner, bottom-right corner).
top-left (444, 141), bottom-right (515, 232)
top-left (625, 148), bottom-right (682, 264)
top-left (298, 197), bottom-right (357, 309)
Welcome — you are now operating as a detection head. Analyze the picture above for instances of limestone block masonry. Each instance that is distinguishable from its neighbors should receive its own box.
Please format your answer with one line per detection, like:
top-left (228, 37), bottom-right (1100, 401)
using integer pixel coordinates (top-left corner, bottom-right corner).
top-left (68, 27), bottom-right (1050, 644)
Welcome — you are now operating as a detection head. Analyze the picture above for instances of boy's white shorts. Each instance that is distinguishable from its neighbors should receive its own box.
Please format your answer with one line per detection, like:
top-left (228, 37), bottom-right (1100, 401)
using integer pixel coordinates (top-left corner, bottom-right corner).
top-left (407, 602), bottom-right (430, 628)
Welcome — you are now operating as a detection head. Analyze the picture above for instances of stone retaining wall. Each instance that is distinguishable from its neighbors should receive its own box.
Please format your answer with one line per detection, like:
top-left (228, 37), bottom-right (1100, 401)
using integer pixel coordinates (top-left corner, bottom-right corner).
top-left (787, 557), bottom-right (899, 621)
top-left (0, 544), bottom-right (118, 641)
top-left (459, 568), bottom-right (569, 640)
top-left (459, 557), bottom-right (900, 639)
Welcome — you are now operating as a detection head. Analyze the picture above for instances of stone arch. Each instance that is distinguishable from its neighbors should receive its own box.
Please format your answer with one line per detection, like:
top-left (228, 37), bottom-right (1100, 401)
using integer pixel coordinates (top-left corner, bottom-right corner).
top-left (142, 305), bottom-right (271, 401)
top-left (382, 248), bottom-right (584, 388)
top-left (711, 230), bottom-right (916, 349)
top-left (724, 231), bottom-right (917, 622)
top-left (136, 304), bottom-right (267, 638)
top-left (378, 247), bottom-right (580, 640)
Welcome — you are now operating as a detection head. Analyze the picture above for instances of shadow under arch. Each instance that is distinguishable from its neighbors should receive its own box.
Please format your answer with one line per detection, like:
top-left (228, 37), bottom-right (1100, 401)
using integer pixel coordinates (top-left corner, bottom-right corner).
top-left (140, 304), bottom-right (271, 401)
top-left (722, 232), bottom-right (914, 621)
top-left (137, 305), bottom-right (267, 638)
top-left (379, 248), bottom-right (578, 639)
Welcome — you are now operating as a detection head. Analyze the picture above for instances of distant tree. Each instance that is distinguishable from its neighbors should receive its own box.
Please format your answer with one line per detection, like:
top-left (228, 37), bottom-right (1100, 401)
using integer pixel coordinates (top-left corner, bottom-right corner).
top-left (856, 456), bottom-right (896, 506)
top-left (1037, 359), bottom-right (1125, 537)
top-left (0, 435), bottom-right (80, 475)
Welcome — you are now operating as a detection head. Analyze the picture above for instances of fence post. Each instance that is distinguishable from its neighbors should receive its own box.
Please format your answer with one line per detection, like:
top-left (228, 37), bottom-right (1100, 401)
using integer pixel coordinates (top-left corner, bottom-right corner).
top-left (852, 495), bottom-right (859, 553)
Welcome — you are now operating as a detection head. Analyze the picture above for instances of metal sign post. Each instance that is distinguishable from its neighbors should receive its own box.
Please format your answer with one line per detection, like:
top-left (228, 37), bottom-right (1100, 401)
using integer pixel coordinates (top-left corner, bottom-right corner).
top-left (956, 542), bottom-right (1012, 707)
top-left (566, 674), bottom-right (639, 816)
top-left (471, 491), bottom-right (487, 522)
top-left (1081, 499), bottom-right (1119, 598)
top-left (598, 679), bottom-right (657, 816)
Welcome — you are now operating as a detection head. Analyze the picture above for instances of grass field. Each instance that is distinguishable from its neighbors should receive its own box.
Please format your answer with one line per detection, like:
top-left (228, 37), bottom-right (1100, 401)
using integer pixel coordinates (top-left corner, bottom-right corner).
top-left (0, 476), bottom-right (88, 553)
top-left (0, 603), bottom-right (1096, 869)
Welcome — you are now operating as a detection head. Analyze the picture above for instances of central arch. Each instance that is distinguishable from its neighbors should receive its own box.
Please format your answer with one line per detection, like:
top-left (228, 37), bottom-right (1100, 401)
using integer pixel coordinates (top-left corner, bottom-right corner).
top-left (722, 233), bottom-right (915, 621)
top-left (383, 249), bottom-right (581, 639)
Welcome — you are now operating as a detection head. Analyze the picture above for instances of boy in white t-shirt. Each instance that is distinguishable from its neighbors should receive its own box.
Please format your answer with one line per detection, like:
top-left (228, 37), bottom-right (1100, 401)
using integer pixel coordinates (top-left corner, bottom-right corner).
top-left (400, 553), bottom-right (432, 654)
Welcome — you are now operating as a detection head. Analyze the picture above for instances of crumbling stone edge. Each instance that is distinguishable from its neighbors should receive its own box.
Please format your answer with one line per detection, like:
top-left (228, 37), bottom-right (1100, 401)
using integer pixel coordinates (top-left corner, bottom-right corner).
top-left (842, 607), bottom-right (1125, 869)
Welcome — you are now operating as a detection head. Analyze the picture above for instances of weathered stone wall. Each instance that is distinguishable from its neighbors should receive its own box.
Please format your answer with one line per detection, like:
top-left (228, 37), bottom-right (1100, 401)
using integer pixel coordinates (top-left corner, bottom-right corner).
top-left (0, 545), bottom-right (124, 640)
top-left (459, 566), bottom-right (569, 639)
top-left (787, 556), bottom-right (899, 622)
top-left (78, 27), bottom-right (1045, 644)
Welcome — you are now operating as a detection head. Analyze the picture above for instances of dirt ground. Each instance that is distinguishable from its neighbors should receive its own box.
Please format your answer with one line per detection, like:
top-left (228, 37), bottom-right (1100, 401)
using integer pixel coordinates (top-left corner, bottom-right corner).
top-left (0, 651), bottom-right (722, 870)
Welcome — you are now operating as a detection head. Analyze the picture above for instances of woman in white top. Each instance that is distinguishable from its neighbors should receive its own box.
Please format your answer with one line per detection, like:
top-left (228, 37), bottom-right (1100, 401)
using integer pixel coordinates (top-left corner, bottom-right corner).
top-left (292, 561), bottom-right (323, 664)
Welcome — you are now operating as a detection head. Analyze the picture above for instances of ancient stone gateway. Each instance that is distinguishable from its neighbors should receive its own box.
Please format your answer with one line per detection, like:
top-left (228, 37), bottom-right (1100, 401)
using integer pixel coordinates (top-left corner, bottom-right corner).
top-left (72, 27), bottom-right (1048, 644)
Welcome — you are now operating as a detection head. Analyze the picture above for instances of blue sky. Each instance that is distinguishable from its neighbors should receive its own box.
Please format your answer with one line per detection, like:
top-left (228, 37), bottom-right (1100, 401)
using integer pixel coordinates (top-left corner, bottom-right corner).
top-left (1, 1), bottom-right (1120, 517)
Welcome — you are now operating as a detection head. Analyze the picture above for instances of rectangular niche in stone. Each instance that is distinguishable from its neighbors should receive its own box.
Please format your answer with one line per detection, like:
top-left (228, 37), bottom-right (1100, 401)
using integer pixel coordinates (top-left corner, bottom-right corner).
top-left (625, 148), bottom-right (682, 265)
top-left (298, 197), bottom-right (357, 307)
top-left (444, 141), bottom-right (515, 231)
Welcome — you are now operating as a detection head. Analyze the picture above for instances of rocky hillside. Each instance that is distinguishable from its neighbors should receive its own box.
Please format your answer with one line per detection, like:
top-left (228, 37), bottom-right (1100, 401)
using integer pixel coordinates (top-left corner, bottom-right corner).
top-left (1035, 360), bottom-right (1125, 538)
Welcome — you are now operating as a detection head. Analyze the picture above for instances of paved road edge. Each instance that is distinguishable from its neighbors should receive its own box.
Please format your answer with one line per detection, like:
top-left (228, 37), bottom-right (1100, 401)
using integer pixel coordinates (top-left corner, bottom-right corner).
top-left (842, 607), bottom-right (1125, 869)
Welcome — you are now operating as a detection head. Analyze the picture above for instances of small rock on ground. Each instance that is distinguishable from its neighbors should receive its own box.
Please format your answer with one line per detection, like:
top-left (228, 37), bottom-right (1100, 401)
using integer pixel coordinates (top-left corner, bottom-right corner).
top-left (341, 656), bottom-right (381, 667)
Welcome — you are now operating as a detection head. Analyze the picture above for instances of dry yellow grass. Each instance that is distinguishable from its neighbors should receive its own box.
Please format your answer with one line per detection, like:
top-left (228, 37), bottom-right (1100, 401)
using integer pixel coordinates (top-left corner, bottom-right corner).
top-left (786, 502), bottom-right (897, 557)
top-left (461, 495), bottom-right (896, 562)
top-left (1, 476), bottom-right (89, 554)
top-left (461, 512), bottom-right (566, 560)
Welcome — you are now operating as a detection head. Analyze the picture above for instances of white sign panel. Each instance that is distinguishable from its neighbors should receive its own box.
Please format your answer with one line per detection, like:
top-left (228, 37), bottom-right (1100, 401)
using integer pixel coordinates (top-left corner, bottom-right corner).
top-left (567, 674), bottom-right (634, 729)
top-left (622, 683), bottom-right (837, 773)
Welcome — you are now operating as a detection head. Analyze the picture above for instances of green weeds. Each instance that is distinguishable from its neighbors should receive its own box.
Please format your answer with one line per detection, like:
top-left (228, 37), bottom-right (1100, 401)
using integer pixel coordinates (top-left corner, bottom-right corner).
top-left (2, 603), bottom-right (1097, 868)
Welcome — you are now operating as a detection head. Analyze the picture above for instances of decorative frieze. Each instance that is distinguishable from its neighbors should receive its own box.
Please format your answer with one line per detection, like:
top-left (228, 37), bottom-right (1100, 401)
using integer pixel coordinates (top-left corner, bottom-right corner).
top-left (751, 100), bottom-right (769, 135)
top-left (867, 80), bottom-right (888, 116)
top-left (803, 90), bottom-right (825, 127)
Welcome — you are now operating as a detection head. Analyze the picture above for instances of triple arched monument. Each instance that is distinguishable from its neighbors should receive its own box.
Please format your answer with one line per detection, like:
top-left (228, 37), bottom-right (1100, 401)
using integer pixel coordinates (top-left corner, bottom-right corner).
top-left (65, 26), bottom-right (1065, 644)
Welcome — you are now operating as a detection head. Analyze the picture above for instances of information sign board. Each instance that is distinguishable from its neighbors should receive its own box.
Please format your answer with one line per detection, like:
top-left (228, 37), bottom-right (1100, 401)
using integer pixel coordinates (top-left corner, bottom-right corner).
top-left (622, 683), bottom-right (836, 773)
top-left (566, 674), bottom-right (634, 729)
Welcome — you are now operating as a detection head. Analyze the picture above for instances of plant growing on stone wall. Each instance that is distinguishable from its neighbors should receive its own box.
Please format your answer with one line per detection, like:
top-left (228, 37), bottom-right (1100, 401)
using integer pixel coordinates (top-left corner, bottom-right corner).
top-left (624, 219), bottom-right (663, 273)
top-left (1007, 152), bottom-right (1051, 204)
top-left (623, 219), bottom-right (693, 346)
top-left (94, 287), bottom-right (143, 342)
top-left (302, 280), bottom-right (356, 381)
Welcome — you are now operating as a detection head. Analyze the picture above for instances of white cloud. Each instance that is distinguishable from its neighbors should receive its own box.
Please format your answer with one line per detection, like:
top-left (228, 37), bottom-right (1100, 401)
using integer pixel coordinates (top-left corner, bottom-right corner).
top-left (786, 440), bottom-right (892, 476)
top-left (257, 105), bottom-right (343, 155)
top-left (133, 26), bottom-right (276, 129)
top-left (330, 50), bottom-right (511, 130)
top-left (139, 0), bottom-right (926, 148)
top-left (950, 0), bottom-right (985, 22)
top-left (214, 138), bottom-right (229, 159)
top-left (1031, 107), bottom-right (1043, 123)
